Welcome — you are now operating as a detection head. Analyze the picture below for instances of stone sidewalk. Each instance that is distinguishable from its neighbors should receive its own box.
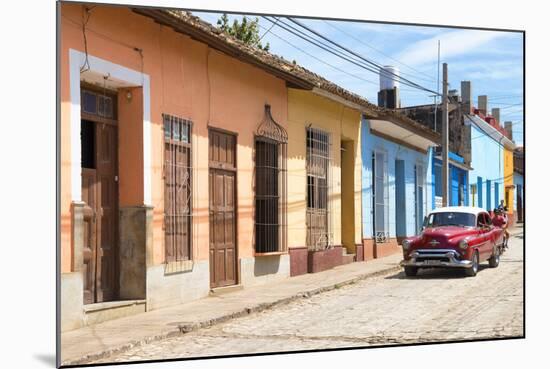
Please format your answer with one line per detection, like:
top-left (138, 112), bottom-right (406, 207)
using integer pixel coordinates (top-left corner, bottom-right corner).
top-left (61, 252), bottom-right (403, 365)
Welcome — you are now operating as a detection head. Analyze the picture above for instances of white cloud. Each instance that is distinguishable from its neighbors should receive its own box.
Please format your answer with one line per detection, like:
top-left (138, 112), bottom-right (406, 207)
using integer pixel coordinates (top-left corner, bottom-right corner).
top-left (396, 29), bottom-right (511, 66)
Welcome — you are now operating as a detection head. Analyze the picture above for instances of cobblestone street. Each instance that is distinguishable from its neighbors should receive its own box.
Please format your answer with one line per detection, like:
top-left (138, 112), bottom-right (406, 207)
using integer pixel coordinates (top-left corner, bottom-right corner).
top-left (94, 231), bottom-right (523, 364)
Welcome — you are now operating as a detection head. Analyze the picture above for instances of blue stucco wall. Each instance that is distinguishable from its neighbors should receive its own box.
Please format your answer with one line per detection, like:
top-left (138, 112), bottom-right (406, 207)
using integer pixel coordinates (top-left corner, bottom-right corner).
top-left (361, 118), bottom-right (431, 239)
top-left (431, 154), bottom-right (469, 209)
top-left (468, 123), bottom-right (505, 211)
top-left (513, 172), bottom-right (524, 211)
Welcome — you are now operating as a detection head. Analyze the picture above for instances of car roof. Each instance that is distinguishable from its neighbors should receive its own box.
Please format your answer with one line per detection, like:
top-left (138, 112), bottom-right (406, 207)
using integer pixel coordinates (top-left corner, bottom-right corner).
top-left (429, 206), bottom-right (488, 216)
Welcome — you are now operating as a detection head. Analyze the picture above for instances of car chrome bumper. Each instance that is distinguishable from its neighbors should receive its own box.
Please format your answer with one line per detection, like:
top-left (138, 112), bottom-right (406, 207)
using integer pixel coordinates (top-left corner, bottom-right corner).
top-left (400, 249), bottom-right (473, 268)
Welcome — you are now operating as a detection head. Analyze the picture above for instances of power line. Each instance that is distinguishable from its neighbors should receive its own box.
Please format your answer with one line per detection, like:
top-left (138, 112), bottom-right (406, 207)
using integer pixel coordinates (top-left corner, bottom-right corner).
top-left (491, 103), bottom-right (523, 110)
top-left (256, 22), bottom-right (380, 87)
top-left (286, 16), bottom-right (440, 95)
top-left (320, 20), bottom-right (437, 84)
top-left (271, 16), bottom-right (440, 96)
top-left (262, 16), bottom-right (432, 96)
top-left (476, 94), bottom-right (523, 100)
top-left (258, 17), bottom-right (279, 42)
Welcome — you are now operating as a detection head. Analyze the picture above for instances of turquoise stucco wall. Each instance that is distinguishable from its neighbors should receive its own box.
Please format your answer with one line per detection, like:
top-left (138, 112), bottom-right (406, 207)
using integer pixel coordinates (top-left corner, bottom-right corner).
top-left (361, 118), bottom-right (431, 239)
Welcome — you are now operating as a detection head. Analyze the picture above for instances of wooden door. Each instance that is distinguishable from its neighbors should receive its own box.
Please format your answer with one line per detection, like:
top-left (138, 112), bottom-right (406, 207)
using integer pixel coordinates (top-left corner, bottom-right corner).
top-left (209, 130), bottom-right (237, 288)
top-left (81, 120), bottom-right (118, 303)
top-left (81, 168), bottom-right (97, 305)
top-left (96, 123), bottom-right (118, 301)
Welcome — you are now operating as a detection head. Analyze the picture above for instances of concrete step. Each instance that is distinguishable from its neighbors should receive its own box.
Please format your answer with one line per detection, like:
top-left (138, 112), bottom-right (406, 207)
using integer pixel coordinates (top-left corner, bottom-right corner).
top-left (342, 253), bottom-right (356, 265)
top-left (83, 300), bottom-right (146, 326)
top-left (209, 284), bottom-right (244, 296)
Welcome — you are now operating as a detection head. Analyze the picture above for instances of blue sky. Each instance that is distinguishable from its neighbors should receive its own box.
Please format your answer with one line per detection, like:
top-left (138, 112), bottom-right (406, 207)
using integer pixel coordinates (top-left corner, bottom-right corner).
top-left (194, 11), bottom-right (524, 145)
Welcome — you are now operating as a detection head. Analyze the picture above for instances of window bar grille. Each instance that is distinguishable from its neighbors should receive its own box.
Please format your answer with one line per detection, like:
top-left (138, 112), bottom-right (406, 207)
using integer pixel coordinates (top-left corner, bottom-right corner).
top-left (254, 105), bottom-right (288, 254)
top-left (306, 127), bottom-right (332, 251)
top-left (163, 114), bottom-right (193, 263)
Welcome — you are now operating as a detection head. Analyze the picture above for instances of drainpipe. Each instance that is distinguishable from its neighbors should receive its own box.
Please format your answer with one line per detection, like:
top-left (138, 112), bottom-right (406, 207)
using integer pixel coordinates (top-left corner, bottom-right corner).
top-left (499, 136), bottom-right (505, 204)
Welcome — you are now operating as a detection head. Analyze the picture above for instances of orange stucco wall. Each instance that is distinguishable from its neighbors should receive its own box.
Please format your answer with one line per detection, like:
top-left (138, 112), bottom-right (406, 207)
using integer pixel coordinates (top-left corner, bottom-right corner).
top-left (60, 4), bottom-right (288, 272)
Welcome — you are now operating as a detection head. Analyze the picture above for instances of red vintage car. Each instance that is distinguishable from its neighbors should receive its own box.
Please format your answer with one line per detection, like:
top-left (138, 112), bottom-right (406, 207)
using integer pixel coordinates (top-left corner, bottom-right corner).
top-left (400, 206), bottom-right (505, 277)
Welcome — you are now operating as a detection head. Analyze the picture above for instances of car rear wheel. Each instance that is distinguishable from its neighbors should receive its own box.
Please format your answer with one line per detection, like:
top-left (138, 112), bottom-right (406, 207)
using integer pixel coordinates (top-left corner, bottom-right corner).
top-left (404, 266), bottom-right (418, 277)
top-left (465, 251), bottom-right (479, 277)
top-left (488, 247), bottom-right (500, 268)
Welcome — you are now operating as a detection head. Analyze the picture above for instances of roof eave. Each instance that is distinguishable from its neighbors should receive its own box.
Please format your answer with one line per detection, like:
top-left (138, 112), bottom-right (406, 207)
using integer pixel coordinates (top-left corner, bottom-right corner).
top-left (465, 114), bottom-right (516, 150)
top-left (132, 8), bottom-right (315, 90)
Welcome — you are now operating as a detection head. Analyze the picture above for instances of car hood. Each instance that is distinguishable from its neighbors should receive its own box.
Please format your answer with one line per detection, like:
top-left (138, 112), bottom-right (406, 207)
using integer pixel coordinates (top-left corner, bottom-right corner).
top-left (422, 226), bottom-right (477, 238)
top-left (419, 226), bottom-right (478, 247)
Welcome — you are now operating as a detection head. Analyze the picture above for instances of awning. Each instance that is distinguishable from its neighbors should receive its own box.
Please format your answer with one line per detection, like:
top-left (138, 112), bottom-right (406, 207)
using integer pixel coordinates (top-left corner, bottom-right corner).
top-left (368, 118), bottom-right (439, 153)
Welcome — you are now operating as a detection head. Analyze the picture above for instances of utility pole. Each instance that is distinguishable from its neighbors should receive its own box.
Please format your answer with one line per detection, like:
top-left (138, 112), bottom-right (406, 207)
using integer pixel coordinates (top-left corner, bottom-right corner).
top-left (434, 40), bottom-right (440, 132)
top-left (442, 63), bottom-right (449, 207)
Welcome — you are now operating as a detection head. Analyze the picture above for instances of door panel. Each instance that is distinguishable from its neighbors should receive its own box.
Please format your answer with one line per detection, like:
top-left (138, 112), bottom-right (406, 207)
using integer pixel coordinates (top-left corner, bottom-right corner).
top-left (81, 120), bottom-right (118, 304)
top-left (81, 169), bottom-right (97, 305)
top-left (395, 160), bottom-right (406, 237)
top-left (96, 123), bottom-right (118, 302)
top-left (209, 130), bottom-right (237, 288)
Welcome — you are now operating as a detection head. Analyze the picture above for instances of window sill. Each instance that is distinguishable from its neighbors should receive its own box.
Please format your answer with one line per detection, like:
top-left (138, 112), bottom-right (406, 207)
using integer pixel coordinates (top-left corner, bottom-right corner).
top-left (164, 259), bottom-right (194, 274)
top-left (254, 251), bottom-right (288, 257)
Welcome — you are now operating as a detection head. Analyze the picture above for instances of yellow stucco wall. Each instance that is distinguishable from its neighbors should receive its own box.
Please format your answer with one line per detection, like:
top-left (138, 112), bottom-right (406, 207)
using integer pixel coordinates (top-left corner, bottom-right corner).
top-left (504, 147), bottom-right (514, 214)
top-left (287, 89), bottom-right (362, 252)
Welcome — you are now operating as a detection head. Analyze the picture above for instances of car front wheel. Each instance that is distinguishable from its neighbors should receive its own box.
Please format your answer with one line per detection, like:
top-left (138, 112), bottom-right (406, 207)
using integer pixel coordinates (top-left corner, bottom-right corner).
top-left (404, 266), bottom-right (418, 277)
top-left (465, 251), bottom-right (479, 277)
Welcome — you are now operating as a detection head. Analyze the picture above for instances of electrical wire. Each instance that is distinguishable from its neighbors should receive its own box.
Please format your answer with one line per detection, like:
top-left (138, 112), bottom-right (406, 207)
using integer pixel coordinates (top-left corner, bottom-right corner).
top-left (80, 6), bottom-right (95, 73)
top-left (285, 17), bottom-right (440, 96)
top-left (258, 17), bottom-right (279, 43)
top-left (256, 22), bottom-right (379, 87)
top-left (320, 20), bottom-right (438, 84)
top-left (263, 16), bottom-right (436, 96)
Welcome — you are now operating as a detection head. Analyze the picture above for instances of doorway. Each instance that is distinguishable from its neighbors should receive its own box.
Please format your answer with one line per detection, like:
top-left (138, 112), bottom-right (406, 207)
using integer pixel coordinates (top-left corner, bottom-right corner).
top-left (395, 160), bottom-right (406, 240)
top-left (209, 129), bottom-right (238, 288)
top-left (80, 87), bottom-right (119, 304)
top-left (415, 164), bottom-right (424, 234)
top-left (340, 140), bottom-right (354, 252)
top-left (372, 151), bottom-right (388, 242)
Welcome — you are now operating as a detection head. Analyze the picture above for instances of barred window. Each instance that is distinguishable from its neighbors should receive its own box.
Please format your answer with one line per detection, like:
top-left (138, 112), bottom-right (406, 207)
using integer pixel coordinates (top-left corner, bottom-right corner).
top-left (254, 105), bottom-right (288, 254)
top-left (163, 114), bottom-right (192, 262)
top-left (306, 127), bottom-right (331, 250)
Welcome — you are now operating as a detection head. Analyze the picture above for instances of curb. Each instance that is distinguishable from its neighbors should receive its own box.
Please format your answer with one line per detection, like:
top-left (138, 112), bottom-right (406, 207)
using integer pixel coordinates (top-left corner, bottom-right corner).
top-left (62, 263), bottom-right (402, 366)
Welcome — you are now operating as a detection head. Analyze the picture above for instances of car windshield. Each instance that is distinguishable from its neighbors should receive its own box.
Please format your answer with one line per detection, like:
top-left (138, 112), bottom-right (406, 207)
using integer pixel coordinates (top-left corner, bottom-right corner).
top-left (426, 212), bottom-right (476, 228)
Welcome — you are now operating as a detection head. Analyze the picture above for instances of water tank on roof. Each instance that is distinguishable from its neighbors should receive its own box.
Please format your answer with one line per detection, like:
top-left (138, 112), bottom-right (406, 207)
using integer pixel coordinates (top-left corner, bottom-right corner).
top-left (380, 66), bottom-right (400, 91)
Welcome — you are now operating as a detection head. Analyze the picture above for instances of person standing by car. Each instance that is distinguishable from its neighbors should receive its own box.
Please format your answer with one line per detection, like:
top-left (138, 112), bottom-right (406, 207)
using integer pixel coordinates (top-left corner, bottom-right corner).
top-left (492, 208), bottom-right (509, 249)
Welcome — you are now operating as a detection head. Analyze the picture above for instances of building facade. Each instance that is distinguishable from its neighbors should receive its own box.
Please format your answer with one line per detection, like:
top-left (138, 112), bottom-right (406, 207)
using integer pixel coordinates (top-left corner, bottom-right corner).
top-left (287, 89), bottom-right (363, 275)
top-left (61, 3), bottom-right (411, 331)
top-left (504, 146), bottom-right (515, 222)
top-left (513, 147), bottom-right (524, 222)
top-left (466, 114), bottom-right (515, 212)
top-left (360, 116), bottom-right (438, 259)
top-left (60, 4), bottom-right (312, 331)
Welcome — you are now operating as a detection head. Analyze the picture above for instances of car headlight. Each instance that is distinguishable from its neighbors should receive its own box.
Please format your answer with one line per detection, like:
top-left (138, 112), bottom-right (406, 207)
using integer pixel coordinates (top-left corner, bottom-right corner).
top-left (402, 239), bottom-right (411, 250)
top-left (459, 239), bottom-right (469, 250)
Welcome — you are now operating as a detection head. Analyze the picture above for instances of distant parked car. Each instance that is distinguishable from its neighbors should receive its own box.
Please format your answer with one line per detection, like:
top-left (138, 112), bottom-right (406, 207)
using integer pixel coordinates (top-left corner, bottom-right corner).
top-left (400, 206), bottom-right (504, 277)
